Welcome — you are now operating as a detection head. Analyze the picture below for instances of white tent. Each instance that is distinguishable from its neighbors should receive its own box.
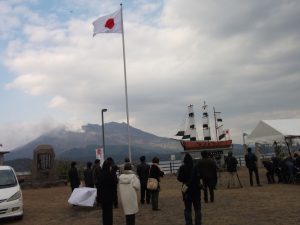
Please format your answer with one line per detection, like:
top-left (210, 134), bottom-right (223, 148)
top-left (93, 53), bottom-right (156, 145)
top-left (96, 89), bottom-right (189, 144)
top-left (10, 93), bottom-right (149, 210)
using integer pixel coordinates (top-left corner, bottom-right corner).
top-left (247, 119), bottom-right (300, 143)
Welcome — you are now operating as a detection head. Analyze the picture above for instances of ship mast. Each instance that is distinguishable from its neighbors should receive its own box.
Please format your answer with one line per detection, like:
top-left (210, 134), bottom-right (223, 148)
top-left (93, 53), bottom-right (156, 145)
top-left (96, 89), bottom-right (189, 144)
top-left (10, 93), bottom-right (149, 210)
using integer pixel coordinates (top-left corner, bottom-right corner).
top-left (175, 104), bottom-right (197, 141)
top-left (202, 101), bottom-right (211, 141)
top-left (213, 107), bottom-right (218, 141)
top-left (214, 107), bottom-right (226, 141)
top-left (186, 104), bottom-right (197, 141)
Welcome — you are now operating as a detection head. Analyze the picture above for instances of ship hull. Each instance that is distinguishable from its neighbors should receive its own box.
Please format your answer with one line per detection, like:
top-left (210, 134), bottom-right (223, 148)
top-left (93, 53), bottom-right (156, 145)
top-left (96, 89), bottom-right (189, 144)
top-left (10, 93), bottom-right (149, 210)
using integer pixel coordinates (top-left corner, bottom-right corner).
top-left (180, 140), bottom-right (232, 150)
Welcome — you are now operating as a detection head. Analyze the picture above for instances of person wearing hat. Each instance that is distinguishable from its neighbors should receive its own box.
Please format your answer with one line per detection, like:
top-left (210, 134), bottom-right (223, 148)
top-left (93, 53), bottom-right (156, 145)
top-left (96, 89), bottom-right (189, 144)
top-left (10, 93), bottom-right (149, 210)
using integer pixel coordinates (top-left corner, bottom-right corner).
top-left (68, 161), bottom-right (80, 192)
top-left (136, 155), bottom-right (151, 204)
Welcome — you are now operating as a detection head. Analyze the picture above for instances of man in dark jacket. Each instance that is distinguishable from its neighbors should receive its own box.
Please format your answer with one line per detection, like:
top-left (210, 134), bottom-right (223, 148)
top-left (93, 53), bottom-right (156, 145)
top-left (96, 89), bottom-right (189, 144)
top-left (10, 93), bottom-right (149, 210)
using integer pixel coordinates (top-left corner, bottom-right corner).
top-left (197, 151), bottom-right (217, 203)
top-left (225, 151), bottom-right (242, 188)
top-left (245, 147), bottom-right (261, 186)
top-left (84, 161), bottom-right (94, 188)
top-left (136, 155), bottom-right (150, 204)
top-left (177, 153), bottom-right (202, 225)
top-left (99, 159), bottom-right (118, 225)
top-left (92, 159), bottom-right (102, 206)
top-left (68, 161), bottom-right (80, 192)
top-left (262, 160), bottom-right (275, 184)
top-left (106, 157), bottom-right (119, 208)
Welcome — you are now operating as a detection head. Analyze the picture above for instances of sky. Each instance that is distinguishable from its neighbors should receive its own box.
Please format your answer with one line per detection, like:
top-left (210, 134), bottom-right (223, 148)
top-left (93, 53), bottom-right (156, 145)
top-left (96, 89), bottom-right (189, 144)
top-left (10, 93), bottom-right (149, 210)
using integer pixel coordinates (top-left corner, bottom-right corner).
top-left (1, 0), bottom-right (300, 151)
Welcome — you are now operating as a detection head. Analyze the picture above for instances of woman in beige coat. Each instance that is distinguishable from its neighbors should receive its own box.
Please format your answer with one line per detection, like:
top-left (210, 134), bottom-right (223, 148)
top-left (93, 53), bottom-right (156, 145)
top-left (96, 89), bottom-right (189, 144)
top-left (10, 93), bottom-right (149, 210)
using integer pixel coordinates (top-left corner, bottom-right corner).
top-left (119, 163), bottom-right (140, 225)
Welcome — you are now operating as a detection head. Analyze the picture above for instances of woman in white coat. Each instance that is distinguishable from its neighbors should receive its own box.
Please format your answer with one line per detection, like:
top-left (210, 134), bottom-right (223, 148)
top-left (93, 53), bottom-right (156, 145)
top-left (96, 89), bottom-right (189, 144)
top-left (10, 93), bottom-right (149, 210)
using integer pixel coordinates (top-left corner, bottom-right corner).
top-left (119, 163), bottom-right (141, 225)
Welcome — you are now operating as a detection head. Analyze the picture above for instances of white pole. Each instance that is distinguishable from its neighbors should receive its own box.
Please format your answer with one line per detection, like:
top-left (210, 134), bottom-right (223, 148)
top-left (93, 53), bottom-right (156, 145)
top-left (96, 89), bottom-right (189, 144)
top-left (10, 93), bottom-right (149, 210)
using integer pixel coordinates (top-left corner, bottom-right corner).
top-left (120, 3), bottom-right (132, 162)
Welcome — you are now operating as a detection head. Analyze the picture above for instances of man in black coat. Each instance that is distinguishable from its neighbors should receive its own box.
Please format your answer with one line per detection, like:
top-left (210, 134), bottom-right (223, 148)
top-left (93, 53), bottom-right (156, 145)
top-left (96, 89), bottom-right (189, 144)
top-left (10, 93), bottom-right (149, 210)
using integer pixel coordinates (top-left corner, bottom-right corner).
top-left (177, 153), bottom-right (202, 225)
top-left (136, 155), bottom-right (150, 204)
top-left (68, 161), bottom-right (80, 192)
top-left (106, 157), bottom-right (119, 208)
top-left (83, 161), bottom-right (94, 188)
top-left (92, 159), bottom-right (102, 206)
top-left (225, 151), bottom-right (242, 188)
top-left (262, 160), bottom-right (275, 184)
top-left (197, 151), bottom-right (217, 203)
top-left (99, 159), bottom-right (118, 225)
top-left (245, 147), bottom-right (261, 186)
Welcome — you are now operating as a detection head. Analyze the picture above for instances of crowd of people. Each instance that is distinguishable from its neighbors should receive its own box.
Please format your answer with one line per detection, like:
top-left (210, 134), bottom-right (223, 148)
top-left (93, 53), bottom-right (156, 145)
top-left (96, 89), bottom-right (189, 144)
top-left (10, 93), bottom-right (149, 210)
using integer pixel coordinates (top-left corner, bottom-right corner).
top-left (68, 155), bottom-right (164, 225)
top-left (67, 148), bottom-right (300, 225)
top-left (262, 152), bottom-right (300, 184)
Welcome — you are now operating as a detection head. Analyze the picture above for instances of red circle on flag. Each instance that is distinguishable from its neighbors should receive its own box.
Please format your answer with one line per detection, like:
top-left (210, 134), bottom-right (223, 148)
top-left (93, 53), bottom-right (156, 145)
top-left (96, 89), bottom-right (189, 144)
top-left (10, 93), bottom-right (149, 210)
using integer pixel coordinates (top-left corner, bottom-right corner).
top-left (105, 18), bottom-right (115, 29)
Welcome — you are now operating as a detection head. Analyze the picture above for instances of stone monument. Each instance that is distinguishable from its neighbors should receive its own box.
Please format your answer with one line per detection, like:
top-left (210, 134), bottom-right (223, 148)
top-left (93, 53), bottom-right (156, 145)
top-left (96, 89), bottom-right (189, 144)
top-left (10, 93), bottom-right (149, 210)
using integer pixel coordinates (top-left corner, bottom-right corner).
top-left (32, 145), bottom-right (57, 181)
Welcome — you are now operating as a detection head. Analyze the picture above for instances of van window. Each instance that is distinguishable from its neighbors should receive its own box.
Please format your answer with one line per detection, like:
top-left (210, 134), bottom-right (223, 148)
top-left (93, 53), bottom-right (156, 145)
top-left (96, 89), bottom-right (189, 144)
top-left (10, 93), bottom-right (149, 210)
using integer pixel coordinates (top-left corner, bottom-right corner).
top-left (0, 169), bottom-right (17, 188)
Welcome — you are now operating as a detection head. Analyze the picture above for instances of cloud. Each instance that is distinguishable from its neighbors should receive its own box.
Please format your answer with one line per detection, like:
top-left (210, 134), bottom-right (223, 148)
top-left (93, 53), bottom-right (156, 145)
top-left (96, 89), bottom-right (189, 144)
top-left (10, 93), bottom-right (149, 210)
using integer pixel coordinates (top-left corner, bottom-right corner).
top-left (48, 95), bottom-right (67, 108)
top-left (1, 0), bottom-right (300, 150)
top-left (0, 118), bottom-right (60, 150)
top-left (5, 73), bottom-right (49, 95)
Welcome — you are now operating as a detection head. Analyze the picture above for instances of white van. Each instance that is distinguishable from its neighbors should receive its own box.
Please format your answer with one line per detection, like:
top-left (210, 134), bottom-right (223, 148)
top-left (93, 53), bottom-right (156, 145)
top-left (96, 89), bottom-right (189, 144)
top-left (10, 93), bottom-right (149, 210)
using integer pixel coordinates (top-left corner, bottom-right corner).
top-left (0, 166), bottom-right (23, 220)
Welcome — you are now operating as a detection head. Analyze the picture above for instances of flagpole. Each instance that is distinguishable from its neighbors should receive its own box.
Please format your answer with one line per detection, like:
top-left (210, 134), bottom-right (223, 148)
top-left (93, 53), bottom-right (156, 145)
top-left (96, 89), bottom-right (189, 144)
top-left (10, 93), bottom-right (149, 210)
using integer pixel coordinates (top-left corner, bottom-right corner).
top-left (120, 3), bottom-right (132, 162)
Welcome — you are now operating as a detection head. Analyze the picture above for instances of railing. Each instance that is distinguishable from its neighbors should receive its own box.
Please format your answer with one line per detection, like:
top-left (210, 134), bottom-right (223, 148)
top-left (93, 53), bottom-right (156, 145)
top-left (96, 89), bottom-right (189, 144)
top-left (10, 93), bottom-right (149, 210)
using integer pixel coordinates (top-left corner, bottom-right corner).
top-left (158, 160), bottom-right (182, 175)
top-left (236, 153), bottom-right (273, 167)
top-left (158, 153), bottom-right (274, 174)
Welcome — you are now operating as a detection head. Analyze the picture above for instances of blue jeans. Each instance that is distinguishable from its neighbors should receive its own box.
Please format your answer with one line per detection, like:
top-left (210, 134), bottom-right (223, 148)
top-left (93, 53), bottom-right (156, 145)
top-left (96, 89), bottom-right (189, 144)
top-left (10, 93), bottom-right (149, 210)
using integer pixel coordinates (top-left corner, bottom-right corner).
top-left (184, 199), bottom-right (201, 225)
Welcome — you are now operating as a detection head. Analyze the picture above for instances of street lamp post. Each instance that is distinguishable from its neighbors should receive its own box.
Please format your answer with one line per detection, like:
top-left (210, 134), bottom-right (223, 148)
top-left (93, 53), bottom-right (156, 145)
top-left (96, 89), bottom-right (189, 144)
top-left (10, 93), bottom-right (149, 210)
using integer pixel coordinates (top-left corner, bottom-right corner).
top-left (242, 133), bottom-right (248, 154)
top-left (101, 108), bottom-right (108, 157)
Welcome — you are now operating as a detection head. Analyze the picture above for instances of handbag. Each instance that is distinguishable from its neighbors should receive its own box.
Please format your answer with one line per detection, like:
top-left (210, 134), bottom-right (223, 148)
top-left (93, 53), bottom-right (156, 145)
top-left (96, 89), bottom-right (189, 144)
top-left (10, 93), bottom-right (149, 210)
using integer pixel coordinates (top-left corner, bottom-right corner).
top-left (147, 178), bottom-right (158, 190)
top-left (181, 183), bottom-right (188, 193)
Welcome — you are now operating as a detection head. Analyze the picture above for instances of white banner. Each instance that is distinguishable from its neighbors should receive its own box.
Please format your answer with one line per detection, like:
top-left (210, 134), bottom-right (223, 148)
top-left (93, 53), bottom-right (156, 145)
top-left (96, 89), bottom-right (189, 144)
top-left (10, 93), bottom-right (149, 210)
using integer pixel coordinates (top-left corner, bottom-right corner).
top-left (68, 187), bottom-right (97, 207)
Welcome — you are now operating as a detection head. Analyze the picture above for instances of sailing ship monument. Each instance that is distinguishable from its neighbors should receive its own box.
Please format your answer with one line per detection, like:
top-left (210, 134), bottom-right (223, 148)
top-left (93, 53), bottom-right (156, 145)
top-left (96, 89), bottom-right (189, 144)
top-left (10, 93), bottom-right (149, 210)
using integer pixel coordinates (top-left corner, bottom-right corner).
top-left (175, 102), bottom-right (233, 163)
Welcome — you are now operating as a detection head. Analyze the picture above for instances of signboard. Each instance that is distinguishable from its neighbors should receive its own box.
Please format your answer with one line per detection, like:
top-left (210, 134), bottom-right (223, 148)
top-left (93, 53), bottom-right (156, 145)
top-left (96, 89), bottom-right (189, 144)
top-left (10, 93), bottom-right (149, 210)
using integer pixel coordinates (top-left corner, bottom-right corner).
top-left (95, 148), bottom-right (105, 166)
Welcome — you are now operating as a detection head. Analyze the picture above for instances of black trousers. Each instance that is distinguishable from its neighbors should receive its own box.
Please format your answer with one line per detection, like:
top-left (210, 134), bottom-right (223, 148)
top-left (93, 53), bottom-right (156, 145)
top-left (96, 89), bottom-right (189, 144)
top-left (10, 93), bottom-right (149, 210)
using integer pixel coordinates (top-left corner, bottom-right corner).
top-left (248, 167), bottom-right (260, 186)
top-left (151, 190), bottom-right (159, 210)
top-left (95, 184), bottom-right (101, 206)
top-left (184, 199), bottom-right (201, 225)
top-left (203, 179), bottom-right (215, 203)
top-left (102, 201), bottom-right (113, 225)
top-left (114, 186), bottom-right (118, 208)
top-left (266, 171), bottom-right (275, 183)
top-left (140, 183), bottom-right (150, 203)
top-left (126, 214), bottom-right (135, 225)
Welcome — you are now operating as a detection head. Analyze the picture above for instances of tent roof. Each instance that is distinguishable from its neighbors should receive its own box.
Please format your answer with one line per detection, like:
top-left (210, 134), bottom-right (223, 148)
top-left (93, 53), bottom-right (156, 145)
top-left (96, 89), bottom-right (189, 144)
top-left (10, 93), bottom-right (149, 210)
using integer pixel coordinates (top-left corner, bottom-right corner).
top-left (247, 119), bottom-right (300, 143)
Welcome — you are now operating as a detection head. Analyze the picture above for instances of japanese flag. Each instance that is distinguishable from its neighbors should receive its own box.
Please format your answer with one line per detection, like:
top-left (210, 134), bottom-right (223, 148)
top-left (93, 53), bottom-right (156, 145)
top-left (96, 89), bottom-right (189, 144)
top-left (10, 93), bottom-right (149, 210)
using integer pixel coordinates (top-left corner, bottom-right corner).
top-left (92, 9), bottom-right (122, 36)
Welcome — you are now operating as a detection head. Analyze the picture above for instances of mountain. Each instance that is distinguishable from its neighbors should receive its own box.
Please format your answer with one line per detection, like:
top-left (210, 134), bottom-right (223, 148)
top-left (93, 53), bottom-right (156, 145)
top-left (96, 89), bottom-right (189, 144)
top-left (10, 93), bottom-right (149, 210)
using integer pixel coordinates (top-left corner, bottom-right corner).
top-left (5, 122), bottom-right (182, 163)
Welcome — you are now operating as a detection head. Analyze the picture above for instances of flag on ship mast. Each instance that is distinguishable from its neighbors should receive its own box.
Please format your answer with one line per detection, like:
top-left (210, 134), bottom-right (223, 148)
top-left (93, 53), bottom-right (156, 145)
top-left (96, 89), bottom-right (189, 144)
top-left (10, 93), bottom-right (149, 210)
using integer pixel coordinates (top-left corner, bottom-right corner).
top-left (92, 4), bottom-right (132, 162)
